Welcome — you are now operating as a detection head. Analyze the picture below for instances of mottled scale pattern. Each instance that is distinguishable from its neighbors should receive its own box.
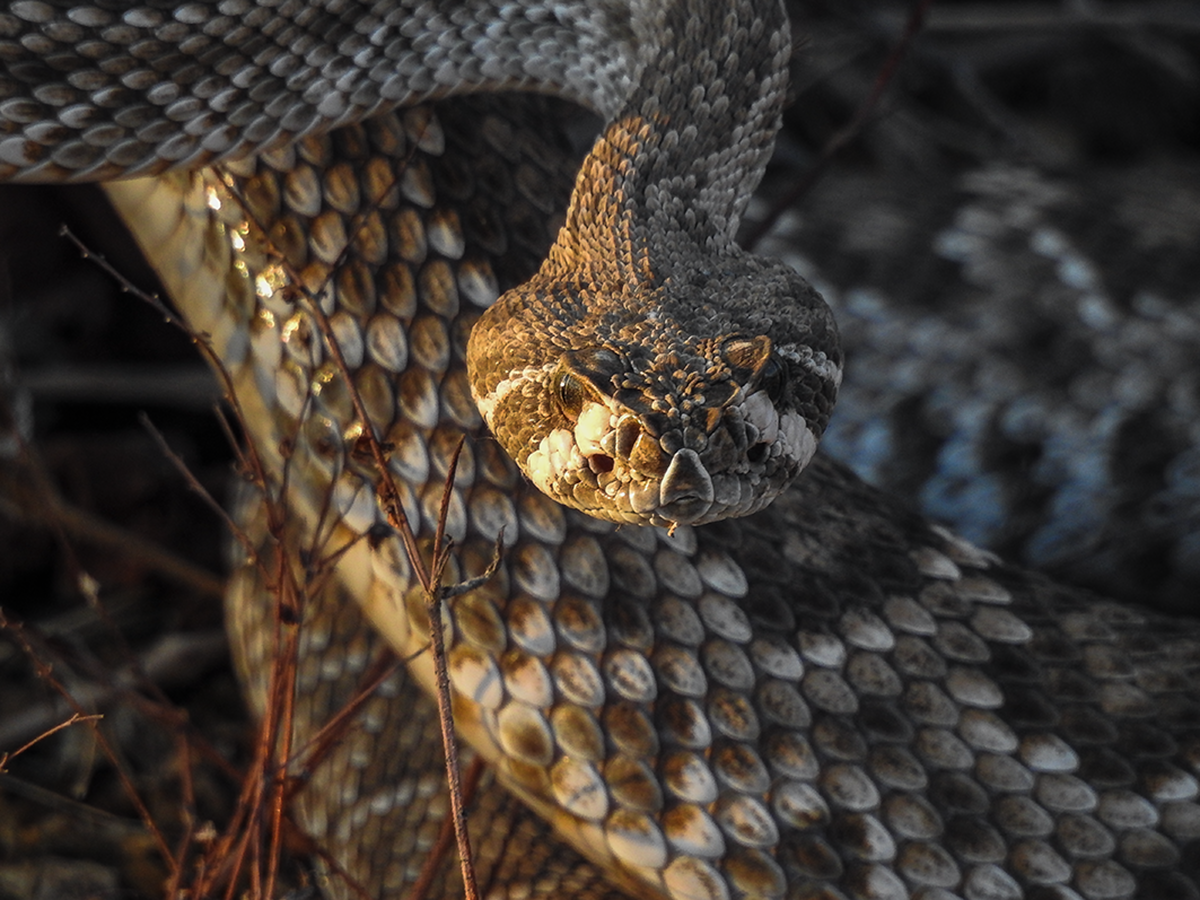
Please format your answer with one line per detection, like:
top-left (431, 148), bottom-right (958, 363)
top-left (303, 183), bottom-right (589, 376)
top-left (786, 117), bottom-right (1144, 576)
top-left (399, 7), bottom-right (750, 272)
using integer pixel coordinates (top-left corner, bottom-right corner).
top-left (227, 483), bottom-right (630, 900)
top-left (0, 0), bottom-right (639, 181)
top-left (5, 2), bottom-right (1200, 899)
top-left (105, 91), bottom-right (1200, 899)
top-left (758, 162), bottom-right (1200, 614)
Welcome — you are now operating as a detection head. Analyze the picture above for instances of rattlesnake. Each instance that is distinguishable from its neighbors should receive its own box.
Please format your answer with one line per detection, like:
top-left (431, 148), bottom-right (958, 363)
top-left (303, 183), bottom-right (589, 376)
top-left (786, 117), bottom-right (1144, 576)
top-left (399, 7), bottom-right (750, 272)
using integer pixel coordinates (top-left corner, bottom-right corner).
top-left (2, 2), bottom-right (1200, 899)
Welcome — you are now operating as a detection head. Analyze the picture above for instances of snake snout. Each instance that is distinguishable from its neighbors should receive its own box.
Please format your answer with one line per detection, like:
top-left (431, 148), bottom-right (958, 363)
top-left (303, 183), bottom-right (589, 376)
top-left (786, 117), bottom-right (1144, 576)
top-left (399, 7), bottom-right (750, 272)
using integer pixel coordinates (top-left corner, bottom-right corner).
top-left (659, 448), bottom-right (715, 523)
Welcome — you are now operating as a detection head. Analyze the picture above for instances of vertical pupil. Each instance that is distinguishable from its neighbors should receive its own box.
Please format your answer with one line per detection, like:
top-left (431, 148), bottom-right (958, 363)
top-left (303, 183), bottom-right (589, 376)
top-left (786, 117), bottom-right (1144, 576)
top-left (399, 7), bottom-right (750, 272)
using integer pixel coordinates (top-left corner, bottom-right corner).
top-left (557, 373), bottom-right (584, 417)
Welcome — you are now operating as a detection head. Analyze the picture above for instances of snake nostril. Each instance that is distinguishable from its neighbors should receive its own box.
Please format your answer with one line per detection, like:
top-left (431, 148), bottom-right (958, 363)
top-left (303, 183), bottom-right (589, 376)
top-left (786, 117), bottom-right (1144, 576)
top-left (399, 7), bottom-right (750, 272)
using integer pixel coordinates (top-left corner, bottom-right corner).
top-left (747, 442), bottom-right (767, 464)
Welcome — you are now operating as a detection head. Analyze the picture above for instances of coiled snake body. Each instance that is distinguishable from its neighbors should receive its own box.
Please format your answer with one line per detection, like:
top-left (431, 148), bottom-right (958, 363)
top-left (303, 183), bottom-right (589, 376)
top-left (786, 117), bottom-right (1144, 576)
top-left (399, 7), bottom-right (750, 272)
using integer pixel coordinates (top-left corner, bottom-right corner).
top-left (3, 2), bottom-right (1200, 899)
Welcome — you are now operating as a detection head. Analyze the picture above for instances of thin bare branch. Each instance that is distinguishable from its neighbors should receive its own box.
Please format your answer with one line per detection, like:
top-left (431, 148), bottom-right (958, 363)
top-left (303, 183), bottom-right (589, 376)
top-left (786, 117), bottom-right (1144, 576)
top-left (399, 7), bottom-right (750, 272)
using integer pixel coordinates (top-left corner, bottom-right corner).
top-left (0, 712), bottom-right (103, 771)
top-left (285, 650), bottom-right (401, 795)
top-left (422, 439), bottom-right (478, 900)
top-left (404, 756), bottom-right (486, 900)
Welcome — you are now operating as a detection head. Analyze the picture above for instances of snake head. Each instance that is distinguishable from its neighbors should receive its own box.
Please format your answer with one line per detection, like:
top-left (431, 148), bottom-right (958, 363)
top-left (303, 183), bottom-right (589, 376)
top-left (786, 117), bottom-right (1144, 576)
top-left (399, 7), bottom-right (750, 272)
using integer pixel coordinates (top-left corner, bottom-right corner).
top-left (467, 255), bottom-right (841, 528)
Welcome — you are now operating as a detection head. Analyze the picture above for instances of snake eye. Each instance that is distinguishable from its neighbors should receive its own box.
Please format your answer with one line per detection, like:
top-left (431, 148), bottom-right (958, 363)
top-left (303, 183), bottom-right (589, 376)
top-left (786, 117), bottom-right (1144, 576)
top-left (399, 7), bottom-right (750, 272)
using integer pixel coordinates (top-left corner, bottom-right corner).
top-left (556, 371), bottom-right (586, 420)
top-left (758, 354), bottom-right (788, 403)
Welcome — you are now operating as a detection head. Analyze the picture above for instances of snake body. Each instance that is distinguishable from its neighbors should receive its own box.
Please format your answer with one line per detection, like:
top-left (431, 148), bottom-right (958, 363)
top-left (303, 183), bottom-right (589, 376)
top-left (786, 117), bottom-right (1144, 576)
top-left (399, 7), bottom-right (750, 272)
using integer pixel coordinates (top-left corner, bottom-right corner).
top-left (3, 3), bottom-right (1200, 899)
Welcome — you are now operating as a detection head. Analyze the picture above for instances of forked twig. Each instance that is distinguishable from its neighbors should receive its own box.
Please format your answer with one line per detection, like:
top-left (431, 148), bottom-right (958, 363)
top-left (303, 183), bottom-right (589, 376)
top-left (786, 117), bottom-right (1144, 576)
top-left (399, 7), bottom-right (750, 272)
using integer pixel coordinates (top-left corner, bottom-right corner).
top-left (213, 113), bottom-right (488, 897)
top-left (61, 104), bottom-right (493, 897)
top-left (57, 225), bottom-right (316, 898)
top-left (423, 439), bottom-right (479, 899)
top-left (0, 712), bottom-right (103, 771)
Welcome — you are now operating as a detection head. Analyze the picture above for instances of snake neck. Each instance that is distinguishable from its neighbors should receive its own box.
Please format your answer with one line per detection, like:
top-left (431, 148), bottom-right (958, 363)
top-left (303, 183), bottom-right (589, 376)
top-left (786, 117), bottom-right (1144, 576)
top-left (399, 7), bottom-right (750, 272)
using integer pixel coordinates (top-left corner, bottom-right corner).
top-left (549, 0), bottom-right (791, 281)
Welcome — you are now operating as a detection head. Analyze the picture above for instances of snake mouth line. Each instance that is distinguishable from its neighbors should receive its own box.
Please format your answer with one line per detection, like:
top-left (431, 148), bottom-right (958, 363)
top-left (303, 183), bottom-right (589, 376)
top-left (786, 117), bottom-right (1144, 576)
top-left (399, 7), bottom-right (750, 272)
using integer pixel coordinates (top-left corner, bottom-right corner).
top-left (524, 413), bottom-right (818, 528)
top-left (503, 364), bottom-right (829, 526)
